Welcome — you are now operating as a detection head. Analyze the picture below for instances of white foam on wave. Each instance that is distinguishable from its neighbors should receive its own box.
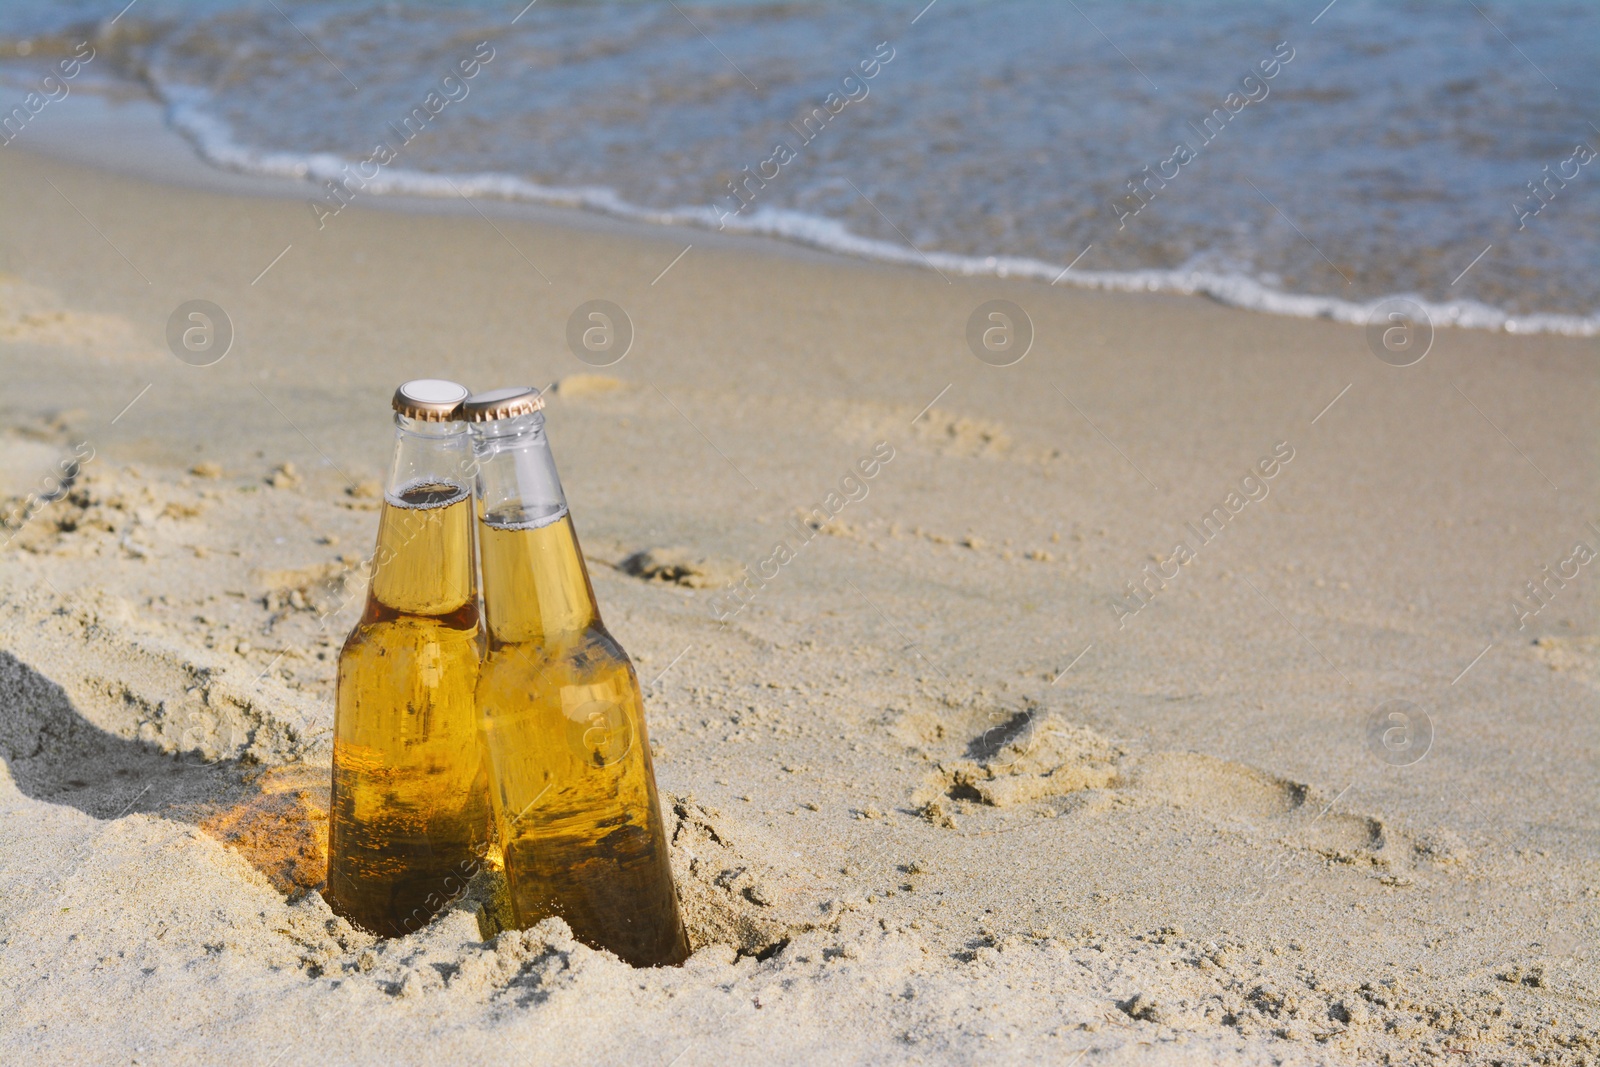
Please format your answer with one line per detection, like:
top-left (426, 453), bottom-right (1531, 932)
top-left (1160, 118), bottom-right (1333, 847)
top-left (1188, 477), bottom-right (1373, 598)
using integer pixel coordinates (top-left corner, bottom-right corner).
top-left (160, 83), bottom-right (1600, 339)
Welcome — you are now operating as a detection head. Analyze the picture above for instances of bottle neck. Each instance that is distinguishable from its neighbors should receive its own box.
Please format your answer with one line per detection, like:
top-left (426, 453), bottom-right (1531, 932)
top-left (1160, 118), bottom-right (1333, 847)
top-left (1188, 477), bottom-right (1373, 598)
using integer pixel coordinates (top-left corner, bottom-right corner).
top-left (383, 414), bottom-right (477, 498)
top-left (471, 412), bottom-right (599, 644)
top-left (471, 411), bottom-right (569, 528)
top-left (366, 415), bottom-right (477, 618)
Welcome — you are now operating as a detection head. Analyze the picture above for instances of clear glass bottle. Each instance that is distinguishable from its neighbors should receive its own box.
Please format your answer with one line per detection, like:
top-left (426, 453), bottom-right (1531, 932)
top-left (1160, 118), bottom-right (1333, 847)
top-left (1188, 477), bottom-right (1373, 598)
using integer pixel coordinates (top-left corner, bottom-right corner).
top-left (326, 380), bottom-right (491, 937)
top-left (465, 386), bottom-right (689, 967)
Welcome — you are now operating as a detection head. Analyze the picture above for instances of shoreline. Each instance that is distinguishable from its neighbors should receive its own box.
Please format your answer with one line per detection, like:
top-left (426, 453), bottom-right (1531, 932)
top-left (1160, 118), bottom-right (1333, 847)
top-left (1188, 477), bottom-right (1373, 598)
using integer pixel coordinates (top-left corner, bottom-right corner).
top-left (6, 87), bottom-right (917, 274)
top-left (13, 84), bottom-right (1599, 339)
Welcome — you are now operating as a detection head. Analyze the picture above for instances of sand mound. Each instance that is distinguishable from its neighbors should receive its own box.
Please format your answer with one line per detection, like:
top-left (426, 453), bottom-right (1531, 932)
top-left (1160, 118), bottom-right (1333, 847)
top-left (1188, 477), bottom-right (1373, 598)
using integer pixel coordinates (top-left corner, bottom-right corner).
top-left (620, 546), bottom-right (742, 589)
top-left (941, 708), bottom-right (1122, 807)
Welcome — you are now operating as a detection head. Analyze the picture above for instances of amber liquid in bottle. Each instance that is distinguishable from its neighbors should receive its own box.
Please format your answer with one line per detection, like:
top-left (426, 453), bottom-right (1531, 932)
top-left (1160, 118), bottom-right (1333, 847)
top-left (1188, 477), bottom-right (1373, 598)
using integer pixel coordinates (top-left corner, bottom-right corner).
top-left (327, 455), bottom-right (492, 936)
top-left (473, 412), bottom-right (688, 966)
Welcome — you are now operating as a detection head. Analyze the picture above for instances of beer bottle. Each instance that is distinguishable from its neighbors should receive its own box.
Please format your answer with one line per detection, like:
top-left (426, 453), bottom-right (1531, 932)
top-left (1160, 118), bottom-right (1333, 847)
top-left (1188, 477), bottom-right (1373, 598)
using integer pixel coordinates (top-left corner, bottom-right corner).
top-left (326, 380), bottom-right (491, 937)
top-left (464, 386), bottom-right (689, 967)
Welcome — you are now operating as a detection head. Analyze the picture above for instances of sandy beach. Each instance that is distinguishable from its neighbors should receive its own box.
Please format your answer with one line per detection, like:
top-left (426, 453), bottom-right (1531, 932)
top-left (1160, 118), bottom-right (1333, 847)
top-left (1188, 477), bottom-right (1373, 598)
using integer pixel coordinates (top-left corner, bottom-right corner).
top-left (2, 90), bottom-right (1598, 1065)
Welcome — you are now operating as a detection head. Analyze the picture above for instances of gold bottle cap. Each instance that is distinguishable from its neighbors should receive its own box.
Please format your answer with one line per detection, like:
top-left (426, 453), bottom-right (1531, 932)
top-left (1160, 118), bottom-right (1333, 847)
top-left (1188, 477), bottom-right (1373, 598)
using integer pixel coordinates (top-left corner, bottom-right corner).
top-left (392, 379), bottom-right (470, 421)
top-left (462, 386), bottom-right (545, 422)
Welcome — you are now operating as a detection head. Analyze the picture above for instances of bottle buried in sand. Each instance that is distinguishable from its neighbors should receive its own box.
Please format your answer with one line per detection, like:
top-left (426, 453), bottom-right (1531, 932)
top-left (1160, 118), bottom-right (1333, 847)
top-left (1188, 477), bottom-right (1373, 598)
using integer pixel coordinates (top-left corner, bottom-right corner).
top-left (326, 380), bottom-right (492, 938)
top-left (465, 386), bottom-right (689, 967)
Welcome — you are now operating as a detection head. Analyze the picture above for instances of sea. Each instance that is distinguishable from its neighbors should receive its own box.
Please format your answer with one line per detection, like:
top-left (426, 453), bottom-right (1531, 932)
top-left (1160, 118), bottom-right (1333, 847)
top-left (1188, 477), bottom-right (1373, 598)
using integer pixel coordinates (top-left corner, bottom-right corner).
top-left (2, 0), bottom-right (1596, 334)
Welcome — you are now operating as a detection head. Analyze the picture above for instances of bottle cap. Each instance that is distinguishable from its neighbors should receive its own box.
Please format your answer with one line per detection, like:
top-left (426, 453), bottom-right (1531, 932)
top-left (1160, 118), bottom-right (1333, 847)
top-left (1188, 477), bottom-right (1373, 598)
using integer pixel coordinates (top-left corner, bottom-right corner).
top-left (392, 379), bottom-right (470, 421)
top-left (462, 386), bottom-right (545, 422)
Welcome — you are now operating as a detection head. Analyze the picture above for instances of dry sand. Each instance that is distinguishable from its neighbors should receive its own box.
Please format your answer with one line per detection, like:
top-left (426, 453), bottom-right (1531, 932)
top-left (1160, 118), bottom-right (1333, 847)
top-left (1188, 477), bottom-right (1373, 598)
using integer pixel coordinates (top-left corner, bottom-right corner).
top-left (1, 96), bottom-right (1597, 1065)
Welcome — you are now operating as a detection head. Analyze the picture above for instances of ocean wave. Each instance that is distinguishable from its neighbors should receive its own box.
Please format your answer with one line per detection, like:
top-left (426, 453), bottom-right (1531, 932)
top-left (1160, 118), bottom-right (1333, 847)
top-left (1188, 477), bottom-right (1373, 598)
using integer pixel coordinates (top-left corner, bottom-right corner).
top-left (155, 80), bottom-right (1599, 339)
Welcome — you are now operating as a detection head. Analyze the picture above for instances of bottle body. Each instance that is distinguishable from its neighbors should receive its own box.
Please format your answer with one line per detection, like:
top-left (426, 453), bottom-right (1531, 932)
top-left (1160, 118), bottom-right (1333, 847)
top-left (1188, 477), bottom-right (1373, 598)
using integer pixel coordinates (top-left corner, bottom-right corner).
top-left (471, 408), bottom-right (688, 966)
top-left (326, 422), bottom-right (491, 938)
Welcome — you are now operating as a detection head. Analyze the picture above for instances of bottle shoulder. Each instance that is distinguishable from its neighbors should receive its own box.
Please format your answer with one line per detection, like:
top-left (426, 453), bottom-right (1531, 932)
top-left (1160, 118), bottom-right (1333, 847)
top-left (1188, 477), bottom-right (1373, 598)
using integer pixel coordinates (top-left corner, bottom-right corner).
top-left (482, 623), bottom-right (633, 672)
top-left (341, 598), bottom-right (481, 653)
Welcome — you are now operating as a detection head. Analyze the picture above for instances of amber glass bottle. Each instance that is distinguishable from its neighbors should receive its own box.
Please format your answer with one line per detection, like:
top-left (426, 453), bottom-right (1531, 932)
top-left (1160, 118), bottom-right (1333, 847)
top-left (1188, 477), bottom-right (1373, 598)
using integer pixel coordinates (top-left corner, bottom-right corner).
top-left (325, 380), bottom-right (491, 938)
top-left (465, 386), bottom-right (689, 967)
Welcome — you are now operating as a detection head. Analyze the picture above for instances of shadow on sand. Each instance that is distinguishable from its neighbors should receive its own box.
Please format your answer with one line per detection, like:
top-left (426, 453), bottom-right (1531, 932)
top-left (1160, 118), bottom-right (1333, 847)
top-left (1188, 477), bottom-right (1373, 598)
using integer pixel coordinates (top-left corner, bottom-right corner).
top-left (0, 649), bottom-right (330, 897)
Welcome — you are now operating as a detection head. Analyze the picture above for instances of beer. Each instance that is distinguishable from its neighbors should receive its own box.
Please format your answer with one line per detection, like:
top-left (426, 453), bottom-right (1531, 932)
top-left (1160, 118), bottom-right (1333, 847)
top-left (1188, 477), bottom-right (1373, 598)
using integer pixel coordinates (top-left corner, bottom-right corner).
top-left (465, 386), bottom-right (689, 967)
top-left (326, 380), bottom-right (491, 938)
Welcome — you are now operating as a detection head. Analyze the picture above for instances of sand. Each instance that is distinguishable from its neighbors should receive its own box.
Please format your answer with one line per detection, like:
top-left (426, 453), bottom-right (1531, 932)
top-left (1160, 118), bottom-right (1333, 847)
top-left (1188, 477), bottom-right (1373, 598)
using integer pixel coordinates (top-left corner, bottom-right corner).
top-left (1, 95), bottom-right (1597, 1065)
